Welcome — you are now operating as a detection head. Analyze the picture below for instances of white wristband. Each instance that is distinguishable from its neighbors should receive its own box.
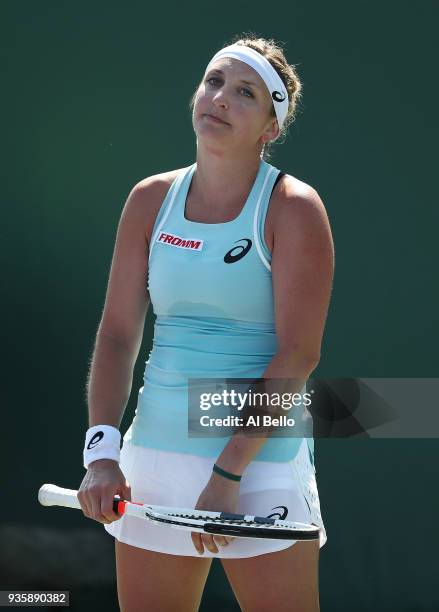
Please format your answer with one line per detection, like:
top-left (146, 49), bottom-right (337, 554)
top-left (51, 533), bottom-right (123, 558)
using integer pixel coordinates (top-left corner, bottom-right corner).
top-left (83, 425), bottom-right (121, 469)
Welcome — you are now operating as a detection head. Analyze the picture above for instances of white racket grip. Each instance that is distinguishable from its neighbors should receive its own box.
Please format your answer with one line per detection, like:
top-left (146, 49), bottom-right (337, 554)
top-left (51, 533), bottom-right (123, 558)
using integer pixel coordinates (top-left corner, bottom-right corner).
top-left (38, 484), bottom-right (81, 510)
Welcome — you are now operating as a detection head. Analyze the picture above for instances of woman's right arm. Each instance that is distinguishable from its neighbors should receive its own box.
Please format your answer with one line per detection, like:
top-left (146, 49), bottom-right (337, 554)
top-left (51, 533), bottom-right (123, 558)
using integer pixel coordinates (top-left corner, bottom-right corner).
top-left (78, 176), bottom-right (161, 524)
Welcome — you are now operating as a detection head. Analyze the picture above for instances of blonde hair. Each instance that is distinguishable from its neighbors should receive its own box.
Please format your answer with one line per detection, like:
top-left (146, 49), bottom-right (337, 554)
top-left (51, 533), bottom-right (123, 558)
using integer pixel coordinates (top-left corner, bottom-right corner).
top-left (189, 31), bottom-right (303, 161)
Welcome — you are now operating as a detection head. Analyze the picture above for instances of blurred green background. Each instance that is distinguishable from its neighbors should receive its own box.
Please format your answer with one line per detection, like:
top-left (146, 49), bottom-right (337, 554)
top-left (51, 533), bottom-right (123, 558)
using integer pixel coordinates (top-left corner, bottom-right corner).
top-left (3, 1), bottom-right (438, 610)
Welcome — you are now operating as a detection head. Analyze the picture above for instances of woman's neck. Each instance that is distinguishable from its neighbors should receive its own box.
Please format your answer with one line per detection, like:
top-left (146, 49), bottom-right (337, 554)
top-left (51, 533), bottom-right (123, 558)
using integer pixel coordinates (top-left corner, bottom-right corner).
top-left (191, 146), bottom-right (262, 210)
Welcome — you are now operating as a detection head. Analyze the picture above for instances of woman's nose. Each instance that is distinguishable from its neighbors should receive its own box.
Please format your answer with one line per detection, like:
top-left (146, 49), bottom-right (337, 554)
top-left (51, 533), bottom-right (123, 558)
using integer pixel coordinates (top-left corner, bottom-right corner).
top-left (212, 88), bottom-right (229, 108)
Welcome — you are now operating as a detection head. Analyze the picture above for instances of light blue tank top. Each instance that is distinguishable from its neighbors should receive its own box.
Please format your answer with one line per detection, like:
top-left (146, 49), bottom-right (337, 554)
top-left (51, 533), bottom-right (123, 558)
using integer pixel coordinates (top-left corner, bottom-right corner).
top-left (124, 159), bottom-right (315, 463)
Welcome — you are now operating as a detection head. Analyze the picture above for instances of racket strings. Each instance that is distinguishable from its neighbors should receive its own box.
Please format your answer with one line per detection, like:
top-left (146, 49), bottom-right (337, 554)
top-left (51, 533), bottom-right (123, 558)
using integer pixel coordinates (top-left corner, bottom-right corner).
top-left (143, 514), bottom-right (278, 531)
top-left (172, 515), bottom-right (273, 525)
top-left (154, 512), bottom-right (310, 530)
top-left (164, 511), bottom-right (277, 526)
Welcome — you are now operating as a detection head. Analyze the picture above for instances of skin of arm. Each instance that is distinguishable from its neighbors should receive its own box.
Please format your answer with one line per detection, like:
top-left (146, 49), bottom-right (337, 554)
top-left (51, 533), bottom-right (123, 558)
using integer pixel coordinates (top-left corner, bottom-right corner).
top-left (85, 180), bottom-right (154, 429)
top-left (86, 333), bottom-right (141, 429)
top-left (213, 184), bottom-right (335, 475)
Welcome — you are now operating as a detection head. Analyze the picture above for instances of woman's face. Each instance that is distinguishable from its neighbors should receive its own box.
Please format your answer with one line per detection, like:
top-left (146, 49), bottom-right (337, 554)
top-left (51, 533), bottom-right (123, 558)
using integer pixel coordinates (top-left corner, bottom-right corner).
top-left (192, 58), bottom-right (279, 155)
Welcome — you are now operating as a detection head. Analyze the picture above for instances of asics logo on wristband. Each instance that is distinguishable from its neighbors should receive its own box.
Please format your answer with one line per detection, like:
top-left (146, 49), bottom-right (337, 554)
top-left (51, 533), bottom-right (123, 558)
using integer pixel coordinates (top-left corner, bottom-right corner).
top-left (87, 431), bottom-right (104, 449)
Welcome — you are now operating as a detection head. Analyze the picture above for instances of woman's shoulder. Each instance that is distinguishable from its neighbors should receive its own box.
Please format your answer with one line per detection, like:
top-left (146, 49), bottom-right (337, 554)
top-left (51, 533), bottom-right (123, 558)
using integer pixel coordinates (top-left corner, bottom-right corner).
top-left (133, 166), bottom-right (187, 194)
top-left (271, 172), bottom-right (328, 227)
top-left (273, 171), bottom-right (320, 204)
top-left (127, 167), bottom-right (189, 240)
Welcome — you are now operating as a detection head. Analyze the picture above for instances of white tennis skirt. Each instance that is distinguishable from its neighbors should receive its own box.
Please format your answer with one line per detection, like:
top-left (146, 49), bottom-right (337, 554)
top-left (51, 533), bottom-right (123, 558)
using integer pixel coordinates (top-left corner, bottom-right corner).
top-left (104, 438), bottom-right (327, 558)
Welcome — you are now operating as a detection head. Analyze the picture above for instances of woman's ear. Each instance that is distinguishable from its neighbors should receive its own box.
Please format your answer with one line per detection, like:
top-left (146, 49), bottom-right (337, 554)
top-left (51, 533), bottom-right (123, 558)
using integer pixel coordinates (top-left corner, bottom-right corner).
top-left (262, 117), bottom-right (279, 143)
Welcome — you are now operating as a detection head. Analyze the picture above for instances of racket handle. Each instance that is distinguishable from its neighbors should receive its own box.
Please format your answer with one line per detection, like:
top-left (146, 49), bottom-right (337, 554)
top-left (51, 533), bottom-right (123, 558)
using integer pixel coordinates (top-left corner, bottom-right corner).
top-left (38, 484), bottom-right (81, 509)
top-left (38, 484), bottom-right (126, 514)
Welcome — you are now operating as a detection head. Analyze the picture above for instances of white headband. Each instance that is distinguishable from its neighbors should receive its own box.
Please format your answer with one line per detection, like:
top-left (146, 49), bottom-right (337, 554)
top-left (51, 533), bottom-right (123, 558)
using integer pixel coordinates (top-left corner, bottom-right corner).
top-left (205, 43), bottom-right (289, 136)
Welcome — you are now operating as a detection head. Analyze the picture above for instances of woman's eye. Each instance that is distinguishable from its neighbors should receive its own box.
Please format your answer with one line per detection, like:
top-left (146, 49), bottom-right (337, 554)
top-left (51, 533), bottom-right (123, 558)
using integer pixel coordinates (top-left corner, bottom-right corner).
top-left (206, 78), bottom-right (253, 98)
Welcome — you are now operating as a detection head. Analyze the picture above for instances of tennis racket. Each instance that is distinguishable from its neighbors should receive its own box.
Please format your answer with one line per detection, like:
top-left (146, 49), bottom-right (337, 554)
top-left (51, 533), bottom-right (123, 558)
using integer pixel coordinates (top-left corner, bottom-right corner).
top-left (38, 484), bottom-right (319, 541)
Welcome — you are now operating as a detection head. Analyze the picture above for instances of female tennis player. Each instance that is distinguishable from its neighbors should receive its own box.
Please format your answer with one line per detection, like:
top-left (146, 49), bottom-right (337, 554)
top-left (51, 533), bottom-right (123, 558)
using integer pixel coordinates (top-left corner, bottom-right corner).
top-left (78, 33), bottom-right (334, 611)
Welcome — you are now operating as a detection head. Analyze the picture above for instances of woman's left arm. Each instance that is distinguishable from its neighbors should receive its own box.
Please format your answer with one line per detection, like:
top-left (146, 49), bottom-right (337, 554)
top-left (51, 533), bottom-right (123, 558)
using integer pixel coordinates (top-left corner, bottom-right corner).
top-left (214, 184), bottom-right (335, 475)
top-left (191, 185), bottom-right (335, 554)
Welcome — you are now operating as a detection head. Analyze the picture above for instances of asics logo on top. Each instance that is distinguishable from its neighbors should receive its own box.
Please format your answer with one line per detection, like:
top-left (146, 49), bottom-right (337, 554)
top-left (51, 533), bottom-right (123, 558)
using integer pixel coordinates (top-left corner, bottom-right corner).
top-left (87, 431), bottom-right (104, 450)
top-left (157, 231), bottom-right (204, 251)
top-left (224, 238), bottom-right (252, 263)
top-left (266, 506), bottom-right (289, 520)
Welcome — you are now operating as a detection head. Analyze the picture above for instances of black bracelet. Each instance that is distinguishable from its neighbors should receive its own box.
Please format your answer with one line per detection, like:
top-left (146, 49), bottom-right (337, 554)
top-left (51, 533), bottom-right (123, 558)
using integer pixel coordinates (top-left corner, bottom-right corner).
top-left (212, 463), bottom-right (242, 482)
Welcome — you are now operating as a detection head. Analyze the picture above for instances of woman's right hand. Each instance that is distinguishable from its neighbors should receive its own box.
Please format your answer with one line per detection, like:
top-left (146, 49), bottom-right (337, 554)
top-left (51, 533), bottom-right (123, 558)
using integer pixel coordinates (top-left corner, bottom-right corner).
top-left (77, 459), bottom-right (132, 525)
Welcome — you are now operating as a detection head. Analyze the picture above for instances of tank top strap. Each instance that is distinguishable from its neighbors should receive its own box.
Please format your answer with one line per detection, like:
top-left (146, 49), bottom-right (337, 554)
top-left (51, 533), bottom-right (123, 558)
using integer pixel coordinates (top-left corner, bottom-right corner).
top-left (253, 160), bottom-right (282, 271)
top-left (149, 164), bottom-right (196, 258)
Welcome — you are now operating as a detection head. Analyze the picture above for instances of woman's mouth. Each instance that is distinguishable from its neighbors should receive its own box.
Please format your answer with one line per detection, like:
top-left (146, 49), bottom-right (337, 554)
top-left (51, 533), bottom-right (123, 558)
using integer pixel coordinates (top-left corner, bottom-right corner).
top-left (204, 114), bottom-right (229, 125)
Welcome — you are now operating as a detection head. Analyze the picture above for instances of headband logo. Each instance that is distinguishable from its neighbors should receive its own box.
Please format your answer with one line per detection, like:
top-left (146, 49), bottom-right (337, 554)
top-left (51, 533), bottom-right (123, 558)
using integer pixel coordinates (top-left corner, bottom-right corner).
top-left (272, 90), bottom-right (286, 103)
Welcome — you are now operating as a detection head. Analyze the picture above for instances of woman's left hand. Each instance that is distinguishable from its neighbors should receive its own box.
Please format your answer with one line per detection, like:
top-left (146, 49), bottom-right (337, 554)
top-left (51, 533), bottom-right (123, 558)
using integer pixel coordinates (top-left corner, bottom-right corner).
top-left (191, 471), bottom-right (241, 555)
